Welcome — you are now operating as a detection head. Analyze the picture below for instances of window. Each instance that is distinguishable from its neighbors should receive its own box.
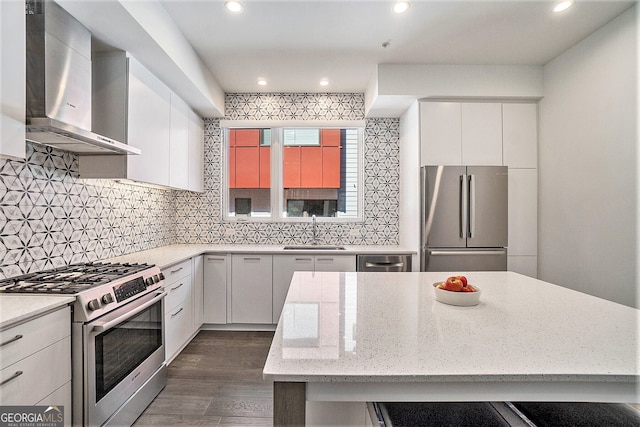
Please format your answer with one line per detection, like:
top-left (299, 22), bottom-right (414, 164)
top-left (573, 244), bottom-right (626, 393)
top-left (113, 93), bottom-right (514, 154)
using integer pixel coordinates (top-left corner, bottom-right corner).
top-left (224, 125), bottom-right (362, 220)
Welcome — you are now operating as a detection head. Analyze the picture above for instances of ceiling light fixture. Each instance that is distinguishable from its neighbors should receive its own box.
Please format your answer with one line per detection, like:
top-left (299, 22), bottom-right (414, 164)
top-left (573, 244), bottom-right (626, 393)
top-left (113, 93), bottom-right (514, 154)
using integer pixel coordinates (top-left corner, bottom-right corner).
top-left (553, 0), bottom-right (574, 13)
top-left (257, 78), bottom-right (267, 86)
top-left (225, 0), bottom-right (244, 13)
top-left (319, 79), bottom-right (329, 87)
top-left (393, 0), bottom-right (411, 14)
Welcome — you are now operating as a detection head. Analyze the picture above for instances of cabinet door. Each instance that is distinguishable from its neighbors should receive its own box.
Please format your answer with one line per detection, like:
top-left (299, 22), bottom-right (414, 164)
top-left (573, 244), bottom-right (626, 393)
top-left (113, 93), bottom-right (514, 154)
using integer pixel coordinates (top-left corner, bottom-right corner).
top-left (259, 146), bottom-right (271, 188)
top-left (126, 57), bottom-right (171, 186)
top-left (322, 147), bottom-right (340, 188)
top-left (169, 93), bottom-right (190, 190)
top-left (165, 298), bottom-right (193, 362)
top-left (0, 0), bottom-right (25, 159)
top-left (188, 110), bottom-right (204, 192)
top-left (231, 255), bottom-right (272, 324)
top-left (420, 102), bottom-right (461, 166)
top-left (192, 255), bottom-right (204, 332)
top-left (203, 255), bottom-right (228, 324)
top-left (461, 103), bottom-right (503, 165)
top-left (272, 255), bottom-right (314, 323)
top-left (314, 255), bottom-right (356, 272)
top-left (508, 168), bottom-right (537, 256)
top-left (503, 103), bottom-right (537, 168)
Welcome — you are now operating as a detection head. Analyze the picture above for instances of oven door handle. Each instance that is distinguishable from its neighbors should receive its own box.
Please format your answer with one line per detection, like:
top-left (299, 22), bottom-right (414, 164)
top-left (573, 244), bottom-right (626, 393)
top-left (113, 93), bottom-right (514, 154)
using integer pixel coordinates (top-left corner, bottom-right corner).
top-left (91, 291), bottom-right (167, 333)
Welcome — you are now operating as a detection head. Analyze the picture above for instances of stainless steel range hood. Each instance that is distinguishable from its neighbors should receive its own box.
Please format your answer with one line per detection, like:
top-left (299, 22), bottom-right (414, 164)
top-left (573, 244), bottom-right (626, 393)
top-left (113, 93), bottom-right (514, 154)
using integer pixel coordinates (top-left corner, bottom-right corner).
top-left (25, 0), bottom-right (140, 155)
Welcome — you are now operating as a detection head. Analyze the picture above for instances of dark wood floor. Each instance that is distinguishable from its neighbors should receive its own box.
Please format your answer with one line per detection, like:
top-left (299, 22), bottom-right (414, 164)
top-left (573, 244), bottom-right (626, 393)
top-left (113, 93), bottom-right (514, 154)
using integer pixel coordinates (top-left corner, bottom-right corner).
top-left (133, 330), bottom-right (275, 426)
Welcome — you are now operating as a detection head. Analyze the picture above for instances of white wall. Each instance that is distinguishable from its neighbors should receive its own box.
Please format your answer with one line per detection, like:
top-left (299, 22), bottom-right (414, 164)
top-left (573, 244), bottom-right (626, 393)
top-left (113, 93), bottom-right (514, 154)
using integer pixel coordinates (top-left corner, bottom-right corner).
top-left (538, 6), bottom-right (638, 307)
top-left (399, 101), bottom-right (421, 270)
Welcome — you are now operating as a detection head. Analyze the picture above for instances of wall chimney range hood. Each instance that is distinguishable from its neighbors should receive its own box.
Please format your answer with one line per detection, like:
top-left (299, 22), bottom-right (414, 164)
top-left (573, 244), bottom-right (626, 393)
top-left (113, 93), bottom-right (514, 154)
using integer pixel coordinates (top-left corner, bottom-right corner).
top-left (25, 0), bottom-right (140, 155)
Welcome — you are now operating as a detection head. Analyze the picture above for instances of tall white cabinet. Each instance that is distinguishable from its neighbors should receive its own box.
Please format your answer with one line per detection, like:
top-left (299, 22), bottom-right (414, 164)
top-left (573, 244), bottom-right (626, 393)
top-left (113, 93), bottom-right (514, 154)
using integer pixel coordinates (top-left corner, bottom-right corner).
top-left (420, 101), bottom-right (538, 277)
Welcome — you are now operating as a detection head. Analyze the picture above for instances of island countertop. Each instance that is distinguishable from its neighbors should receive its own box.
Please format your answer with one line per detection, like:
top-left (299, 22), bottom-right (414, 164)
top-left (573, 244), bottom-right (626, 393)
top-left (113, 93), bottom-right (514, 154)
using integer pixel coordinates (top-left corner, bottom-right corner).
top-left (263, 271), bottom-right (639, 405)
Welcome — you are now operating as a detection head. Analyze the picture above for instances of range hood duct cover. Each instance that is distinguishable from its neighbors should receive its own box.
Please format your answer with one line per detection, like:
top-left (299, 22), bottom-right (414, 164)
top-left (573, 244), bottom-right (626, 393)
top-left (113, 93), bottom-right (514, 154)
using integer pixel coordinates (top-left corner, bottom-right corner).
top-left (25, 0), bottom-right (140, 155)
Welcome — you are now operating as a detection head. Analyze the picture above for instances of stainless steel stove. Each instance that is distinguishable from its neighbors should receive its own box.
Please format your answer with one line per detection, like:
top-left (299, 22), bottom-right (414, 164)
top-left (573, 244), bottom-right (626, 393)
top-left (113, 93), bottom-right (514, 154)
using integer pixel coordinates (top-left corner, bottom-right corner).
top-left (1, 262), bottom-right (168, 426)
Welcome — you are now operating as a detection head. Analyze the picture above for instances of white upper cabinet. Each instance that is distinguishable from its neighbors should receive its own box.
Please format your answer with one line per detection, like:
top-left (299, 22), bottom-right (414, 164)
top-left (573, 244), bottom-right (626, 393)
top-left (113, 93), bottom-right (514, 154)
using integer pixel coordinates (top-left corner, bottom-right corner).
top-left (187, 110), bottom-right (204, 192)
top-left (502, 103), bottom-right (538, 168)
top-left (0, 0), bottom-right (26, 160)
top-left (420, 102), bottom-right (461, 165)
top-left (420, 102), bottom-right (502, 166)
top-left (80, 52), bottom-right (204, 191)
top-left (170, 93), bottom-right (190, 190)
top-left (460, 103), bottom-right (503, 165)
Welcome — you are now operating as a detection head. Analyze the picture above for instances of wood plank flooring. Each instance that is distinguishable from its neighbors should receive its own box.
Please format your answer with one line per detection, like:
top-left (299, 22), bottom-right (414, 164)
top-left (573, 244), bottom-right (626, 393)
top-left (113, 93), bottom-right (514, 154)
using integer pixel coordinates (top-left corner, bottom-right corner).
top-left (133, 331), bottom-right (275, 427)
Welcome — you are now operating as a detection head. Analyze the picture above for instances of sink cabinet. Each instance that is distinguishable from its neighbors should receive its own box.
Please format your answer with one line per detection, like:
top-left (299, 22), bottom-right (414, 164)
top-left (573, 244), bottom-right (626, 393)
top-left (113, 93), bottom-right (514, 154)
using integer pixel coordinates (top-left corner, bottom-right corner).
top-left (272, 254), bottom-right (356, 323)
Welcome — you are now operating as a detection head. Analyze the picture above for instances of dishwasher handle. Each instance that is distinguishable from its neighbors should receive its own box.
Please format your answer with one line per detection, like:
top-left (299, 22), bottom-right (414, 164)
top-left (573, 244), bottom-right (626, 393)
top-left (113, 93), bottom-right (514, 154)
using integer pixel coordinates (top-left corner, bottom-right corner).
top-left (357, 255), bottom-right (412, 272)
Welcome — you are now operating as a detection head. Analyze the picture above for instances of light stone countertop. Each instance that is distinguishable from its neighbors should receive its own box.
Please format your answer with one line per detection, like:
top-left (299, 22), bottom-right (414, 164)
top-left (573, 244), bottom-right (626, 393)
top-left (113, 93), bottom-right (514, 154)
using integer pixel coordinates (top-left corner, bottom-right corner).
top-left (0, 295), bottom-right (75, 330)
top-left (263, 271), bottom-right (640, 403)
top-left (105, 244), bottom-right (415, 269)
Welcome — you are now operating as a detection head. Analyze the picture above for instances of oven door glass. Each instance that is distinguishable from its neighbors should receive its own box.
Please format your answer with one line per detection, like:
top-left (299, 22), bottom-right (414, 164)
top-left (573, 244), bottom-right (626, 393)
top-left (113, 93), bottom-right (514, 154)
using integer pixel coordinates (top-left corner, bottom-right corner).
top-left (94, 299), bottom-right (163, 401)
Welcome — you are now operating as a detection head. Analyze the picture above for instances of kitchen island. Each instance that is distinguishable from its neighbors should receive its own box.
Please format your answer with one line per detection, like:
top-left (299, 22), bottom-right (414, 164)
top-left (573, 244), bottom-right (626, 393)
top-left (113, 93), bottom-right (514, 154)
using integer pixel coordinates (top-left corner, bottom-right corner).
top-left (262, 271), bottom-right (639, 426)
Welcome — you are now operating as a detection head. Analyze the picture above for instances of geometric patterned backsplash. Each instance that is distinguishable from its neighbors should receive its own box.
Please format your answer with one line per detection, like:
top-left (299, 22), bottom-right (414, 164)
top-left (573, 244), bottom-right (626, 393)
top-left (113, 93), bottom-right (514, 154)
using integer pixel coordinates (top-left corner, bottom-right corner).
top-left (174, 93), bottom-right (400, 246)
top-left (0, 93), bottom-right (400, 278)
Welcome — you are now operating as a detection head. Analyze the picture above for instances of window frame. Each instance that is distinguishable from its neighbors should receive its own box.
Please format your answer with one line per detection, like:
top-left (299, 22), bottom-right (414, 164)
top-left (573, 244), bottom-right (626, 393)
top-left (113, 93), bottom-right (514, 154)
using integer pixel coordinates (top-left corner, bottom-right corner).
top-left (221, 120), bottom-right (365, 223)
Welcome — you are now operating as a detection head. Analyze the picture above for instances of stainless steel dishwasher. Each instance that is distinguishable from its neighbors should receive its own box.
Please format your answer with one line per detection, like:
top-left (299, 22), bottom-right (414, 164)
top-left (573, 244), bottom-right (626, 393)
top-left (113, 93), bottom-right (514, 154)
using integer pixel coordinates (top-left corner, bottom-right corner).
top-left (356, 254), bottom-right (411, 272)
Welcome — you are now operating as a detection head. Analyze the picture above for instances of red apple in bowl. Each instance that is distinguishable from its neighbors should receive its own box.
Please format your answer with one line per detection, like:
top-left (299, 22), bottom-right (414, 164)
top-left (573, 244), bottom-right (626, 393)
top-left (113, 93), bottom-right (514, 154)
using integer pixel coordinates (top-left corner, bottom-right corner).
top-left (443, 276), bottom-right (464, 292)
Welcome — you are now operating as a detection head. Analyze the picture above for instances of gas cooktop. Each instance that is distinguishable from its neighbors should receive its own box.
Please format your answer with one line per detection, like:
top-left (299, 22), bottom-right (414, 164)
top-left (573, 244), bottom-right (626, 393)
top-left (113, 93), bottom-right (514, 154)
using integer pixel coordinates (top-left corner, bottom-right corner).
top-left (0, 262), bottom-right (156, 294)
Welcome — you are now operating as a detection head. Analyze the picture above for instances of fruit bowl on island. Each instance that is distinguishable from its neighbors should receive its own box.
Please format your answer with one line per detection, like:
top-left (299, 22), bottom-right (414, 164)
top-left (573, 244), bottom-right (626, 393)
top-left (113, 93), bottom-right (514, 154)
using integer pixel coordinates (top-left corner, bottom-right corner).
top-left (433, 275), bottom-right (481, 307)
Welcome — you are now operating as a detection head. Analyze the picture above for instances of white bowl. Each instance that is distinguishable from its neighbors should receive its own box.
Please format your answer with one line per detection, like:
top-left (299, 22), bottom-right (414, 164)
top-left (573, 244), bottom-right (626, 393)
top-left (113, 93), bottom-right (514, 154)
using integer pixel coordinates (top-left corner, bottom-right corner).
top-left (433, 282), bottom-right (481, 306)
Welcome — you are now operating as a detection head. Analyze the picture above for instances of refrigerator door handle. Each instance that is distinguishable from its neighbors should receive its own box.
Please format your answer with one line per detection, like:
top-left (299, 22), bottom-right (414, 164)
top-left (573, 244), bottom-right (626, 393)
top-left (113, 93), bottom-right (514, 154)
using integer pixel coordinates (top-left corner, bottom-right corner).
top-left (460, 174), bottom-right (468, 238)
top-left (468, 174), bottom-right (476, 238)
top-left (428, 249), bottom-right (507, 256)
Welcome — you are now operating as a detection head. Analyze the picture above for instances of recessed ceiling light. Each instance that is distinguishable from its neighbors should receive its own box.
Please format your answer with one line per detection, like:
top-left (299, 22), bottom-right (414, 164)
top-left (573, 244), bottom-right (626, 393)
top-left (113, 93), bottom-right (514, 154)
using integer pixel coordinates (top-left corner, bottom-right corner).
top-left (319, 79), bottom-right (329, 87)
top-left (553, 0), bottom-right (574, 13)
top-left (257, 78), bottom-right (267, 86)
top-left (393, 0), bottom-right (411, 14)
top-left (225, 0), bottom-right (243, 13)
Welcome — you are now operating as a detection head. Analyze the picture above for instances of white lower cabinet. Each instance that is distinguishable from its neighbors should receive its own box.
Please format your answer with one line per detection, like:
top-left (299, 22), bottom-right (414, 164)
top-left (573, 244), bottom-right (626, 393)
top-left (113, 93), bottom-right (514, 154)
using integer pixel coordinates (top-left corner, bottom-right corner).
top-left (272, 256), bottom-right (315, 323)
top-left (203, 254), bottom-right (229, 324)
top-left (165, 298), bottom-right (193, 362)
top-left (231, 255), bottom-right (273, 324)
top-left (162, 259), bottom-right (194, 362)
top-left (272, 254), bottom-right (356, 324)
top-left (0, 306), bottom-right (71, 426)
top-left (192, 255), bottom-right (204, 332)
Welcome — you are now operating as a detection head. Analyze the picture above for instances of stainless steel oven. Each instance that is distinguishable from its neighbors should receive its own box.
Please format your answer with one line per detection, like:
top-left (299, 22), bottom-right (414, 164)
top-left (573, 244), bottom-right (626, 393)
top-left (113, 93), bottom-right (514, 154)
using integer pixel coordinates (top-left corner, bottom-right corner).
top-left (78, 290), bottom-right (166, 427)
top-left (0, 262), bottom-right (168, 427)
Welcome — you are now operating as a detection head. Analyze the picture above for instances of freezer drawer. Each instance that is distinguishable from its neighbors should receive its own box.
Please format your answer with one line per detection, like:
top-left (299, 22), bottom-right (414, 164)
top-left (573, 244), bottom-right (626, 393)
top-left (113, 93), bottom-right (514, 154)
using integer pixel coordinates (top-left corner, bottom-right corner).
top-left (423, 248), bottom-right (507, 271)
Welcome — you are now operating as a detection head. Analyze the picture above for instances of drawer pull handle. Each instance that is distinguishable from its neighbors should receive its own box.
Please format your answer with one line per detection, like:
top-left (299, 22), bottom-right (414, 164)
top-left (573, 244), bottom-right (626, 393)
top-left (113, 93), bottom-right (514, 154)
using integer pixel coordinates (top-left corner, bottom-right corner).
top-left (0, 371), bottom-right (23, 387)
top-left (170, 267), bottom-right (184, 274)
top-left (294, 258), bottom-right (313, 262)
top-left (243, 257), bottom-right (261, 261)
top-left (0, 334), bottom-right (23, 347)
top-left (171, 308), bottom-right (184, 318)
top-left (171, 283), bottom-right (184, 291)
top-left (207, 257), bottom-right (225, 262)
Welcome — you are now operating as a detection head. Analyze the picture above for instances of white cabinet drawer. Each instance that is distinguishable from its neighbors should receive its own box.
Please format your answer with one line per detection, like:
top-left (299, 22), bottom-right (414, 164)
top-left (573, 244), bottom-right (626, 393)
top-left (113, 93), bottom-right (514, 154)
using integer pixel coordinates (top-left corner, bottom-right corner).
top-left (164, 273), bottom-right (192, 313)
top-left (0, 336), bottom-right (71, 405)
top-left (165, 298), bottom-right (193, 362)
top-left (37, 382), bottom-right (72, 427)
top-left (162, 259), bottom-right (192, 284)
top-left (0, 307), bottom-right (70, 369)
top-left (314, 255), bottom-right (356, 272)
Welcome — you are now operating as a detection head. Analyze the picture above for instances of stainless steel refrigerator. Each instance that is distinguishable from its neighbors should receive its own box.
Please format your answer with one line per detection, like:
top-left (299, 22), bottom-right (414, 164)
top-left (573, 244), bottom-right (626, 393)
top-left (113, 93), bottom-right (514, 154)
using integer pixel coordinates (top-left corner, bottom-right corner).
top-left (421, 165), bottom-right (508, 272)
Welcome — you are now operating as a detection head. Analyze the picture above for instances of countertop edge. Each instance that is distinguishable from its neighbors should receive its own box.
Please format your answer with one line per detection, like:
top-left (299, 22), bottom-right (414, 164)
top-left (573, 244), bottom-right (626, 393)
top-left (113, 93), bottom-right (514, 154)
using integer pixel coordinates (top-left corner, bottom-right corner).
top-left (0, 295), bottom-right (75, 330)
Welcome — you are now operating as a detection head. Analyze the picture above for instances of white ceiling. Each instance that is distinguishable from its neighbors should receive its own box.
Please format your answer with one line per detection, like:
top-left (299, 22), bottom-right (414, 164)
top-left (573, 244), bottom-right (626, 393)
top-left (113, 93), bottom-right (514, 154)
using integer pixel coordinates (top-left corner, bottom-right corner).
top-left (159, 0), bottom-right (635, 94)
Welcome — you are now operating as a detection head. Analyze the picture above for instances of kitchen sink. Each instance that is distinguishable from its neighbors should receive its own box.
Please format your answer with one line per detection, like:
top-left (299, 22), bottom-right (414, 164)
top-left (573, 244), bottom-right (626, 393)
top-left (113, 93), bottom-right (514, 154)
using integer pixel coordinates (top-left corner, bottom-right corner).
top-left (283, 245), bottom-right (346, 250)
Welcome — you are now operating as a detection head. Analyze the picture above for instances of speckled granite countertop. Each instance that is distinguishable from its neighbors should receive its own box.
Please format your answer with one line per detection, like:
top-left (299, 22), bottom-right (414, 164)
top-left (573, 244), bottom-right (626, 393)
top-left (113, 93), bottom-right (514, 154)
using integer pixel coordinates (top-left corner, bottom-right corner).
top-left (0, 295), bottom-right (74, 329)
top-left (105, 244), bottom-right (415, 269)
top-left (263, 271), bottom-right (640, 402)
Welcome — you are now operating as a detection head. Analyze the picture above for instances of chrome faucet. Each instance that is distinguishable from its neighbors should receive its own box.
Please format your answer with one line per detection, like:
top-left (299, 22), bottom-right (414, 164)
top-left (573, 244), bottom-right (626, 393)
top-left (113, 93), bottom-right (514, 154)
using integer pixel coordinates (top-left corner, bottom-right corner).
top-left (312, 214), bottom-right (318, 245)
